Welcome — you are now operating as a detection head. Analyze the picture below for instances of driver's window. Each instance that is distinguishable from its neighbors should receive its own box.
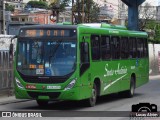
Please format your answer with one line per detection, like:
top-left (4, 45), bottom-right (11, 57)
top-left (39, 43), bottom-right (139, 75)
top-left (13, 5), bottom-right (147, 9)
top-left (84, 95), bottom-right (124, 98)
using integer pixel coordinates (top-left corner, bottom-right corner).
top-left (81, 42), bottom-right (89, 63)
top-left (31, 41), bottom-right (43, 63)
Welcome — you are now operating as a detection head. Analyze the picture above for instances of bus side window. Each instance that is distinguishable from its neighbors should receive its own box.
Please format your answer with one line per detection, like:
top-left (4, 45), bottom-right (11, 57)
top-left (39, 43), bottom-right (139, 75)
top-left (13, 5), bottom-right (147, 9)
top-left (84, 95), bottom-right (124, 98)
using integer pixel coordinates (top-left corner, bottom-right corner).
top-left (120, 37), bottom-right (129, 59)
top-left (91, 35), bottom-right (100, 61)
top-left (137, 38), bottom-right (144, 58)
top-left (80, 42), bottom-right (90, 76)
top-left (101, 36), bottom-right (111, 60)
top-left (80, 42), bottom-right (89, 63)
top-left (132, 38), bottom-right (137, 58)
top-left (129, 38), bottom-right (137, 58)
top-left (111, 37), bottom-right (120, 59)
top-left (144, 39), bottom-right (148, 57)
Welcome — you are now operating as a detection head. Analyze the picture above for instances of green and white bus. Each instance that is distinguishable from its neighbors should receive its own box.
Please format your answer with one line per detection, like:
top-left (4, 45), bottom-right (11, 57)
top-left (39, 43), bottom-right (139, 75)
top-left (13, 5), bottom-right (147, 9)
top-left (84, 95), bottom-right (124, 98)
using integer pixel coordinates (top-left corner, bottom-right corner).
top-left (12, 23), bottom-right (149, 107)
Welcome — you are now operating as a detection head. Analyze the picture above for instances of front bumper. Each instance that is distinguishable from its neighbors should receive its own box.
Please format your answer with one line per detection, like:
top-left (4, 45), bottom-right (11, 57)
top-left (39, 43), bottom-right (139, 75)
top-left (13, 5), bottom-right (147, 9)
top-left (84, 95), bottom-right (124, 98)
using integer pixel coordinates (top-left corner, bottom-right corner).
top-left (15, 86), bottom-right (81, 101)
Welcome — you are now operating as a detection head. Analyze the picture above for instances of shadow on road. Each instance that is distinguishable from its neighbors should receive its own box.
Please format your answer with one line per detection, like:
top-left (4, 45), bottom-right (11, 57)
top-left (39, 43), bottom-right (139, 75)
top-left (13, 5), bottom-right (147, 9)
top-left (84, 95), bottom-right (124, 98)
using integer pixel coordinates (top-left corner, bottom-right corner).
top-left (19, 93), bottom-right (143, 111)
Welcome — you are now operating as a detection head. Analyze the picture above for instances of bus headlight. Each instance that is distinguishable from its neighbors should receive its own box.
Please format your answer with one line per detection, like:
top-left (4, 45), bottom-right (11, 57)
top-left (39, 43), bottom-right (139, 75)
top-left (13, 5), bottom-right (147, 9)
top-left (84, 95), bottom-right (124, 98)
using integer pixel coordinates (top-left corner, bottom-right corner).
top-left (64, 78), bottom-right (77, 91)
top-left (15, 78), bottom-right (24, 89)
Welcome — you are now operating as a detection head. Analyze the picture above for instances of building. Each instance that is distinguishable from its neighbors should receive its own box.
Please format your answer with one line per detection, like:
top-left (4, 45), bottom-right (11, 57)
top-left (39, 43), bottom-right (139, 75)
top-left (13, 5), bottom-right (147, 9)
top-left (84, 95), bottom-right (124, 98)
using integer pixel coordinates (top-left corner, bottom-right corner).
top-left (156, 6), bottom-right (160, 20)
top-left (5, 0), bottom-right (25, 11)
top-left (23, 0), bottom-right (56, 5)
top-left (59, 7), bottom-right (71, 23)
top-left (11, 10), bottom-right (53, 24)
top-left (139, 5), bottom-right (157, 20)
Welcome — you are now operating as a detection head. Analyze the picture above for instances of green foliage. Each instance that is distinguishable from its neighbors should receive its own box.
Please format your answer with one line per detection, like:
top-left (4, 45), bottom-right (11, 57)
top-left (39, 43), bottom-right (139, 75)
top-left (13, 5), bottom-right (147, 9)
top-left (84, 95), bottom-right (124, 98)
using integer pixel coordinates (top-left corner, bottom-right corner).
top-left (88, 1), bottom-right (100, 23)
top-left (5, 3), bottom-right (15, 12)
top-left (144, 20), bottom-right (160, 43)
top-left (49, 0), bottom-right (100, 23)
top-left (27, 0), bottom-right (48, 9)
top-left (49, 0), bottom-right (71, 12)
top-left (73, 0), bottom-right (100, 23)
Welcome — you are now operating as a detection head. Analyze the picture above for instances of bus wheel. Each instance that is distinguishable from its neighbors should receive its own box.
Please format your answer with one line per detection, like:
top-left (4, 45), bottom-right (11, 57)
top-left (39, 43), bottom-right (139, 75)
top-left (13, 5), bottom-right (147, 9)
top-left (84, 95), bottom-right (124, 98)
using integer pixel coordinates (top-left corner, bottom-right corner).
top-left (126, 77), bottom-right (135, 98)
top-left (36, 100), bottom-right (48, 106)
top-left (86, 83), bottom-right (97, 107)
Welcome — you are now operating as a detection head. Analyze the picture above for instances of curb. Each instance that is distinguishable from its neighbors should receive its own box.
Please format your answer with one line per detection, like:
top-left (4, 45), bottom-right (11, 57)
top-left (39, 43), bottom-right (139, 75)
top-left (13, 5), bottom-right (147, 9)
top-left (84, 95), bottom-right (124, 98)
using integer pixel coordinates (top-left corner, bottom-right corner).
top-left (0, 95), bottom-right (32, 105)
top-left (0, 99), bottom-right (32, 105)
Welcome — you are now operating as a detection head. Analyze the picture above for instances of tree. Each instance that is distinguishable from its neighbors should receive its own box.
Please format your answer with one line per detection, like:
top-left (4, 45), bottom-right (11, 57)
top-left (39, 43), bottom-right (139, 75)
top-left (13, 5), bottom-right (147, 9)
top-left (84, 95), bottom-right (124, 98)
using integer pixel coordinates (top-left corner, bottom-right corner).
top-left (139, 3), bottom-right (156, 30)
top-left (49, 0), bottom-right (71, 22)
top-left (138, 2), bottom-right (160, 43)
top-left (145, 20), bottom-right (160, 43)
top-left (26, 1), bottom-right (48, 9)
top-left (49, 0), bottom-right (71, 13)
top-left (73, 0), bottom-right (100, 23)
top-left (5, 3), bottom-right (15, 12)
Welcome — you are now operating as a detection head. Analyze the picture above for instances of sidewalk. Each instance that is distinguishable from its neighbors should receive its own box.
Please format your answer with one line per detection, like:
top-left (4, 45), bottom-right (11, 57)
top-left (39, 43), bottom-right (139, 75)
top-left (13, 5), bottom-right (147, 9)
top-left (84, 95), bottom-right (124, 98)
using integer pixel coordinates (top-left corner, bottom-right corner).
top-left (0, 90), bottom-right (30, 105)
top-left (149, 75), bottom-right (160, 80)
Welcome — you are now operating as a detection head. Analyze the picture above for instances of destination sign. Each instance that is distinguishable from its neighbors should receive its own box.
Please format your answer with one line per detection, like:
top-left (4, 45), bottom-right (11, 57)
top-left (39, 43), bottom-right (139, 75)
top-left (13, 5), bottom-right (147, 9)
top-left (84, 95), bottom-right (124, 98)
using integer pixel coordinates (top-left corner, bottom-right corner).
top-left (20, 29), bottom-right (76, 37)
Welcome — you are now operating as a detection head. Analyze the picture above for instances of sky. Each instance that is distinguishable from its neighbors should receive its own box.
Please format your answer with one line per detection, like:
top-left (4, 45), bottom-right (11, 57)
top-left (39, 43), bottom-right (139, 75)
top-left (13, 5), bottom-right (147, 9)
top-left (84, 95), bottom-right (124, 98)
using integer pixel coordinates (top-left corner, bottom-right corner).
top-left (142, 0), bottom-right (159, 6)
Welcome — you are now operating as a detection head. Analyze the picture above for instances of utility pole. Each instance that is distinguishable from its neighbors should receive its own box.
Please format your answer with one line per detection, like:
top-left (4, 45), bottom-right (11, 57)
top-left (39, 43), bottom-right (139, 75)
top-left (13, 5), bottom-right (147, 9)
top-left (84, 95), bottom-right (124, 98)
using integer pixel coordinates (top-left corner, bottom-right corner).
top-left (3, 0), bottom-right (6, 34)
top-left (51, 0), bottom-right (60, 23)
top-left (56, 0), bottom-right (60, 23)
top-left (0, 0), bottom-right (4, 34)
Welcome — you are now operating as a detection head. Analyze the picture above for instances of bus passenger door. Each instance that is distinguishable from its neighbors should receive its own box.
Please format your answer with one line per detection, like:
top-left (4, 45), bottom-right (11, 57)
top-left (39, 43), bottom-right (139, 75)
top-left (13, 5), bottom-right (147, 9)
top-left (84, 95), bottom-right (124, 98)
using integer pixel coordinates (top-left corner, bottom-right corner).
top-left (79, 36), bottom-right (92, 99)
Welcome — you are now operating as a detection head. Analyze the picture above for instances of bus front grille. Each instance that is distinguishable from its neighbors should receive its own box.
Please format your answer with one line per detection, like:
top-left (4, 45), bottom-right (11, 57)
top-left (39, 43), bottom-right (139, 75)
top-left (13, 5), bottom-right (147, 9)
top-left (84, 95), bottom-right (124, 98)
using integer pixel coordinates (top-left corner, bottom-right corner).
top-left (27, 91), bottom-right (61, 99)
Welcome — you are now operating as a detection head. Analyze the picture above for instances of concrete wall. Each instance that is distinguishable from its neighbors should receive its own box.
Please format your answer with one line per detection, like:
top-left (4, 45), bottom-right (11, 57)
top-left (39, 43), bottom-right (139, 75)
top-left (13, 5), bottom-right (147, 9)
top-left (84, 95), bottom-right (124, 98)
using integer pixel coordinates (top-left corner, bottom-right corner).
top-left (149, 44), bottom-right (160, 75)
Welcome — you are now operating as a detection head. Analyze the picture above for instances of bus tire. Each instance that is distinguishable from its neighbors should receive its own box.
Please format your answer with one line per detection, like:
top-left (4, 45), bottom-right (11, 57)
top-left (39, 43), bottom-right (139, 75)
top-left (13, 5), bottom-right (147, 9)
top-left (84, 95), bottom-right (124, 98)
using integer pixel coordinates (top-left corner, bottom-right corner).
top-left (85, 83), bottom-right (97, 107)
top-left (36, 100), bottom-right (48, 106)
top-left (126, 77), bottom-right (135, 98)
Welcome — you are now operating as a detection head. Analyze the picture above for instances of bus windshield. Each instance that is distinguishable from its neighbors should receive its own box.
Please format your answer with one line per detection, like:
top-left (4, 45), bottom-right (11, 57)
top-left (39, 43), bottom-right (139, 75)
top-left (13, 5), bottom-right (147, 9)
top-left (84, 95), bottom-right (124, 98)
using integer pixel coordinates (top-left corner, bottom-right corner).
top-left (17, 38), bottom-right (77, 76)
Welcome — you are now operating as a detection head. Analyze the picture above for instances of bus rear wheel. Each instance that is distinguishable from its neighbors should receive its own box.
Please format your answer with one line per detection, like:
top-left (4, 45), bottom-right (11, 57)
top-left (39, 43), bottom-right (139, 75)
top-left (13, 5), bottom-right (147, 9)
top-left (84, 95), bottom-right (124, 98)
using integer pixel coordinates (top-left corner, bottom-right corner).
top-left (126, 77), bottom-right (135, 98)
top-left (36, 100), bottom-right (48, 106)
top-left (86, 83), bottom-right (97, 107)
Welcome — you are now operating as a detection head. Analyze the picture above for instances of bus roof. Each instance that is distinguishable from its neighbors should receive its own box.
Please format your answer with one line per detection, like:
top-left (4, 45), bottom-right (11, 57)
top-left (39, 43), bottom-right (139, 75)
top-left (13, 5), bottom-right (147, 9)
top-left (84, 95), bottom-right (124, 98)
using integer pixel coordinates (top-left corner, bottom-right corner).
top-left (19, 23), bottom-right (148, 37)
top-left (78, 23), bottom-right (148, 37)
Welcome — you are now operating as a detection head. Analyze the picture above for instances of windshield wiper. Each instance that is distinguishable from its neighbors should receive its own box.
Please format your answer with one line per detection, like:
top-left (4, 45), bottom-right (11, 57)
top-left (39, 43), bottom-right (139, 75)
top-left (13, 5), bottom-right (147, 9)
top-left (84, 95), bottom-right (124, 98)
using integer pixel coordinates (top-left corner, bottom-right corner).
top-left (49, 39), bottom-right (62, 66)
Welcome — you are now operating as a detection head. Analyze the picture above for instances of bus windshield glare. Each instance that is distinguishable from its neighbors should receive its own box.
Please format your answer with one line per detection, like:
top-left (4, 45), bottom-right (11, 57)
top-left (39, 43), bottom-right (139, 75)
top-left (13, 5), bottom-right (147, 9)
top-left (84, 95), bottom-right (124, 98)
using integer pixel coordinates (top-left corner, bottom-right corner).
top-left (17, 39), bottom-right (77, 76)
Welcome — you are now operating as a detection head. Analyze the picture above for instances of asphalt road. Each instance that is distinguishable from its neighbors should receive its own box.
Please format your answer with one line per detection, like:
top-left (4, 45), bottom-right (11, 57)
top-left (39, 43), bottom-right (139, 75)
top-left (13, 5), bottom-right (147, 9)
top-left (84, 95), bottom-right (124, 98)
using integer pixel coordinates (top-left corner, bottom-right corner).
top-left (0, 76), bottom-right (160, 120)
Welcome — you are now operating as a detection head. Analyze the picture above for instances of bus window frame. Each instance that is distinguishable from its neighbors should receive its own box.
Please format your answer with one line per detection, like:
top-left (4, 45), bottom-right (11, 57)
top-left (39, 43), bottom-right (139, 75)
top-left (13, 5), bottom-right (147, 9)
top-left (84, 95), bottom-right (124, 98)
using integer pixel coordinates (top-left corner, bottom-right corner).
top-left (101, 35), bottom-right (111, 60)
top-left (120, 37), bottom-right (129, 59)
top-left (91, 35), bottom-right (101, 61)
top-left (80, 42), bottom-right (90, 76)
top-left (143, 38), bottom-right (148, 58)
top-left (110, 36), bottom-right (120, 60)
top-left (128, 37), bottom-right (137, 59)
top-left (137, 37), bottom-right (144, 58)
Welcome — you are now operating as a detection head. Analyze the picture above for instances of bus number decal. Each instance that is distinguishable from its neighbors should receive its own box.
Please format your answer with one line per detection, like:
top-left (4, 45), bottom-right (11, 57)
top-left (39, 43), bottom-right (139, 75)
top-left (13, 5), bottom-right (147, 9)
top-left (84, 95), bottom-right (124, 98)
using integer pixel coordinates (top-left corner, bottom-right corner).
top-left (36, 69), bottom-right (44, 75)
